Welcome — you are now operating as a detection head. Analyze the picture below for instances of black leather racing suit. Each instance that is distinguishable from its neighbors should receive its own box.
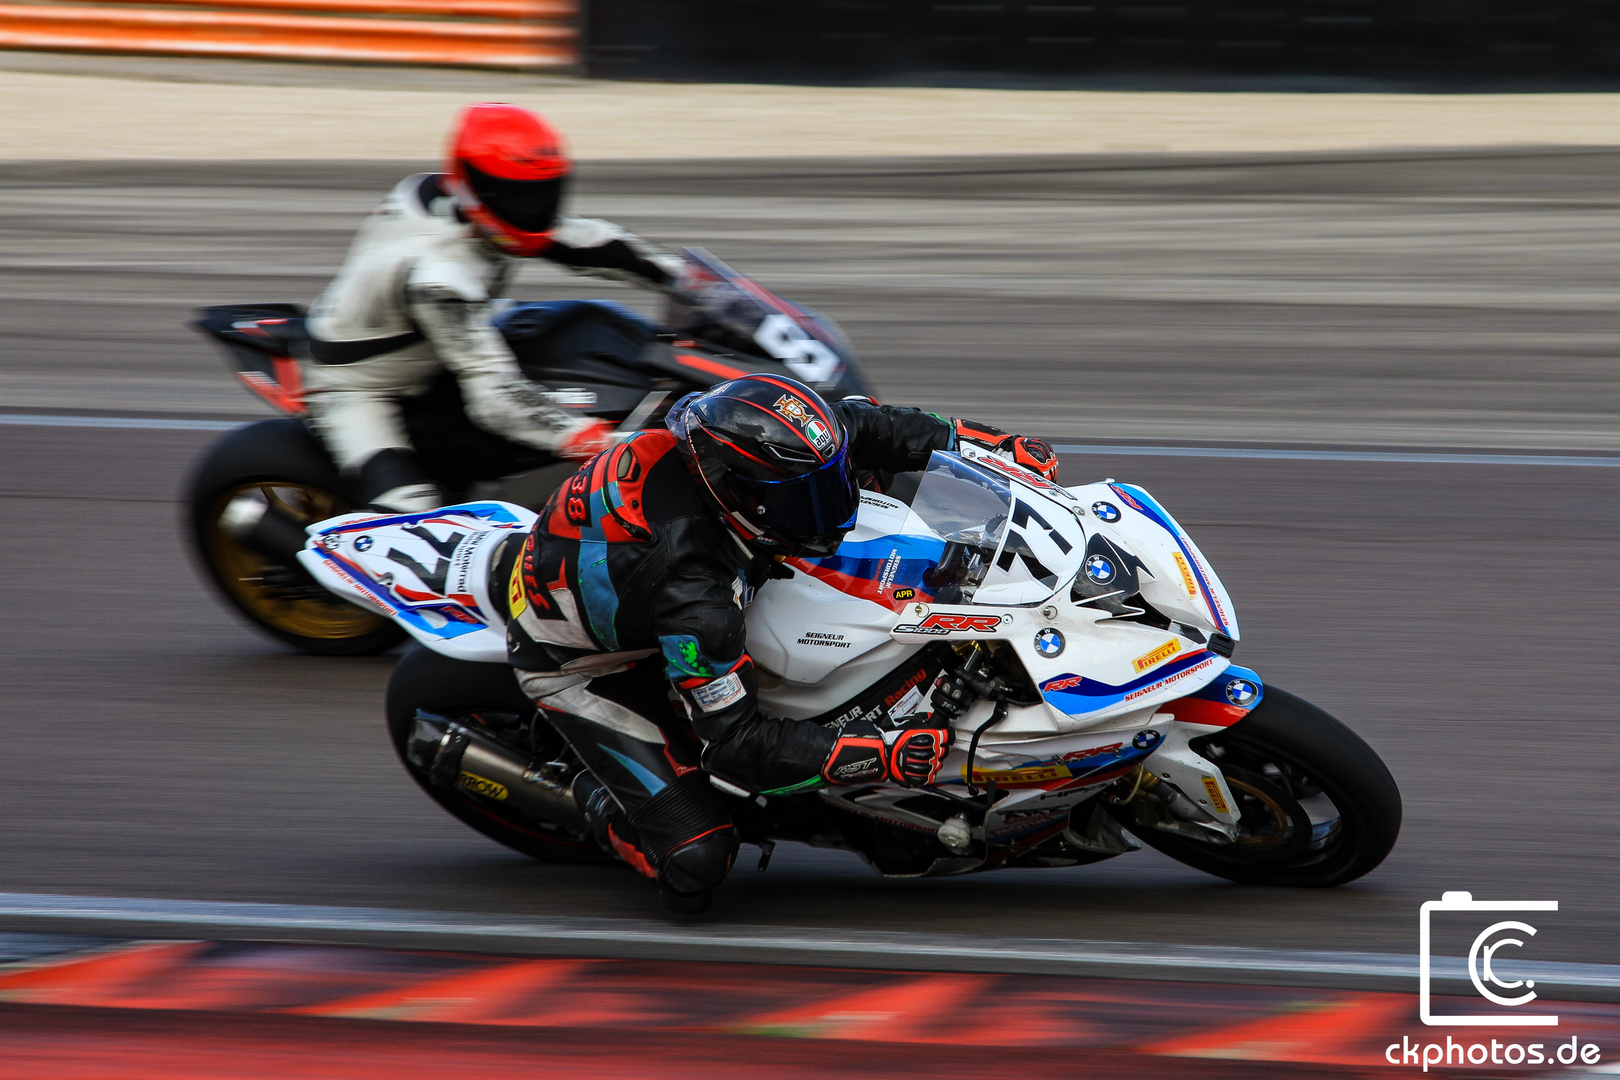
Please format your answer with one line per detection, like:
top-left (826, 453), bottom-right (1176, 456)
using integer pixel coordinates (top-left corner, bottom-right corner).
top-left (504, 400), bottom-right (961, 896)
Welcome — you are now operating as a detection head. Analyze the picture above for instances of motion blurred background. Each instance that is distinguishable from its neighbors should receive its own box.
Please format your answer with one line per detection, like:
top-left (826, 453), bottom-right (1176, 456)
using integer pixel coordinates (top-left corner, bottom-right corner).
top-left (4, 5), bottom-right (1620, 1077)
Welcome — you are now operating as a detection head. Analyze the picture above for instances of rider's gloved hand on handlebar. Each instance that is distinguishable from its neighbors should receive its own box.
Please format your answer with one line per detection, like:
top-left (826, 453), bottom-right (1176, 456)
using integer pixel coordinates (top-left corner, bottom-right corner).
top-left (558, 418), bottom-right (618, 461)
top-left (822, 713), bottom-right (953, 788)
top-left (952, 419), bottom-right (1060, 482)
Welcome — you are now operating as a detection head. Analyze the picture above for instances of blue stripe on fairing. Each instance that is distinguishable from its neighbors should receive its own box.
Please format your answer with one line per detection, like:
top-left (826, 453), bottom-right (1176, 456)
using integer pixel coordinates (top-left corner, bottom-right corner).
top-left (599, 744), bottom-right (667, 796)
top-left (1108, 482), bottom-right (1231, 636)
top-left (801, 534), bottom-right (946, 590)
top-left (1040, 650), bottom-right (1219, 715)
top-left (1188, 665), bottom-right (1266, 711)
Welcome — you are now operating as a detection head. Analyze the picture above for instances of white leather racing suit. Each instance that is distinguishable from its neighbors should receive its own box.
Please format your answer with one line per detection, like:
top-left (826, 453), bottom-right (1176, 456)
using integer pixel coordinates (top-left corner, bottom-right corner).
top-left (304, 172), bottom-right (682, 511)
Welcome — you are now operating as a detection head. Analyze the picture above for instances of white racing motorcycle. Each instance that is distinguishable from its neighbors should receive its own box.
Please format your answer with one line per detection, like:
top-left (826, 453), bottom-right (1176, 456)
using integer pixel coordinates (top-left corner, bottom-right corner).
top-left (296, 444), bottom-right (1400, 888)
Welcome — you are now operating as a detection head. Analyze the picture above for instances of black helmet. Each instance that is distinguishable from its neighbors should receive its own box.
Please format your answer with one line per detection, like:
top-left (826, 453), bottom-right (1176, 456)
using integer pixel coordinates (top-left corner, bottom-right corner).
top-left (666, 374), bottom-right (858, 558)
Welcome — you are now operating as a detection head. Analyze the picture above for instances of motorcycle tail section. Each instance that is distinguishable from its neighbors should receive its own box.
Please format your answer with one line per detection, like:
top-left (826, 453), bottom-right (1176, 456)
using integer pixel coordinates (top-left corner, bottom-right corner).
top-left (296, 501), bottom-right (535, 662)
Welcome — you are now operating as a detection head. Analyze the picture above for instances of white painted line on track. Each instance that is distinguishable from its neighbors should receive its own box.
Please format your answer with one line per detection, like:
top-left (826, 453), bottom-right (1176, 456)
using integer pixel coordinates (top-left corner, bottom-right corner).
top-left (7, 413), bottom-right (1620, 468)
top-left (1053, 443), bottom-right (1620, 467)
top-left (0, 413), bottom-right (244, 432)
top-left (0, 891), bottom-right (1615, 990)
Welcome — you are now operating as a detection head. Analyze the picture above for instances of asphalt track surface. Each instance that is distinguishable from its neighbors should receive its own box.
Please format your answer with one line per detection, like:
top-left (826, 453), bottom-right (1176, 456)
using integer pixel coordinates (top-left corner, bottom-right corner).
top-left (3, 152), bottom-right (1620, 971)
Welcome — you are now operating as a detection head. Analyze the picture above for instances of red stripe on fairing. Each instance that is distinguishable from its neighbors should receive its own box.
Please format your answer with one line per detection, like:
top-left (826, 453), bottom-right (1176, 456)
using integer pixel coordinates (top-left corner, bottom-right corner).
top-left (673, 352), bottom-right (750, 380)
top-left (787, 556), bottom-right (934, 611)
top-left (1163, 694), bottom-right (1248, 729)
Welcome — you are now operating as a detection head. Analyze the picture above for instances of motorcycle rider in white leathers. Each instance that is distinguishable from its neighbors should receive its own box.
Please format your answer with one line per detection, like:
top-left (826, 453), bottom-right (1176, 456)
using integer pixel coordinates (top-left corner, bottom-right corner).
top-left (303, 102), bottom-right (682, 512)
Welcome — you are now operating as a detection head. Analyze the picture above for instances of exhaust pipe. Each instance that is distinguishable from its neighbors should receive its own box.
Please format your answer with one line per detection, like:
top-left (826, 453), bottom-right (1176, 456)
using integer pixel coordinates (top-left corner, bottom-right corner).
top-left (406, 712), bottom-right (585, 831)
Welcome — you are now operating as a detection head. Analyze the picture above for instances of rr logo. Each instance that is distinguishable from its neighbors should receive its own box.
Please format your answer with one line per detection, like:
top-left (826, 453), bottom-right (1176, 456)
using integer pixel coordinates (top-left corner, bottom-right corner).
top-left (894, 613), bottom-right (1004, 635)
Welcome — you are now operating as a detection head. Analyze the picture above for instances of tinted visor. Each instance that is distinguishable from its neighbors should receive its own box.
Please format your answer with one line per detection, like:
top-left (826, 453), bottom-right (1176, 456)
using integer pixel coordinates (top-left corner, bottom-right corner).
top-left (724, 443), bottom-right (859, 548)
top-left (462, 161), bottom-right (567, 234)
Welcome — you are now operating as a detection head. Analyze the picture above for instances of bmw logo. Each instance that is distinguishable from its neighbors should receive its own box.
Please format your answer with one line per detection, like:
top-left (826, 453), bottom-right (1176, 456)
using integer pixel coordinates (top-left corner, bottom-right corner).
top-left (1131, 729), bottom-right (1162, 750)
top-left (353, 535), bottom-right (374, 552)
top-left (1083, 554), bottom-right (1116, 585)
top-left (1225, 679), bottom-right (1259, 708)
top-left (1092, 501), bottom-right (1121, 523)
top-left (1034, 628), bottom-right (1065, 658)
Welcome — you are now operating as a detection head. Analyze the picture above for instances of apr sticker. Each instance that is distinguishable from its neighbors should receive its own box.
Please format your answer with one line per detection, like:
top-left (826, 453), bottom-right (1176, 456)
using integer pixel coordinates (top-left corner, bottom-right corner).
top-left (1091, 502), bottom-right (1121, 523)
top-left (1225, 678), bottom-right (1259, 708)
top-left (1083, 554), bottom-right (1116, 585)
top-left (1133, 639), bottom-right (1180, 673)
top-left (1034, 628), bottom-right (1065, 658)
top-left (892, 587), bottom-right (916, 601)
top-left (773, 394), bottom-right (813, 426)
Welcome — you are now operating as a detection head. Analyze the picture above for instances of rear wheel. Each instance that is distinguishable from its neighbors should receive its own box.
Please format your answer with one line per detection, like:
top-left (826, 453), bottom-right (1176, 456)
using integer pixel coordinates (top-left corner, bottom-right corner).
top-left (188, 419), bottom-right (404, 656)
top-left (1122, 687), bottom-right (1401, 886)
top-left (385, 644), bottom-right (609, 864)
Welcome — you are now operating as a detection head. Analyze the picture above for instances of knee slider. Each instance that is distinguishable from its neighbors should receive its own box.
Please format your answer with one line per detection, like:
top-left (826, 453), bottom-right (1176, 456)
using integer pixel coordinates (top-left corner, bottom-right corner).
top-left (659, 828), bottom-right (739, 896)
top-left (626, 771), bottom-right (735, 895)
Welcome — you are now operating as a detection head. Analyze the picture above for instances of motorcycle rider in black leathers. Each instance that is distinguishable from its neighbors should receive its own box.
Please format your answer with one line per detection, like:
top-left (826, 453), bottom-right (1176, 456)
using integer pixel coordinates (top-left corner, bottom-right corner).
top-left (505, 373), bottom-right (1060, 910)
top-left (303, 102), bottom-right (681, 512)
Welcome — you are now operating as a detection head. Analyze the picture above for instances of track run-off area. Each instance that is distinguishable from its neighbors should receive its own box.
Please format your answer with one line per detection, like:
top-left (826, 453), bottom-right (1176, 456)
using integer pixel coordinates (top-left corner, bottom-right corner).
top-left (5, 151), bottom-right (1620, 1073)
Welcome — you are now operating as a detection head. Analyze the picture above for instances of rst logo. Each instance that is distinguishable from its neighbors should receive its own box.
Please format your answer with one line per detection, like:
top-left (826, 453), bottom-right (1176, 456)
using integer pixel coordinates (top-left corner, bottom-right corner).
top-left (893, 613), bottom-right (1005, 636)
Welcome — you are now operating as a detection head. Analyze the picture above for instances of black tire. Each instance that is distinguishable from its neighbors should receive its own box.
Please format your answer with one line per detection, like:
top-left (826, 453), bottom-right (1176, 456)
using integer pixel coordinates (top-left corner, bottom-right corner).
top-left (1122, 686), bottom-right (1401, 887)
top-left (385, 644), bottom-right (610, 864)
top-left (186, 418), bottom-right (405, 656)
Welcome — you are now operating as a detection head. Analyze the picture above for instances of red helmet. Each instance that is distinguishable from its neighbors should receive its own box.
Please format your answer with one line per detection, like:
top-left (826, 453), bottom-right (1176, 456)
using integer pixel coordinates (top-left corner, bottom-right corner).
top-left (445, 103), bottom-right (570, 257)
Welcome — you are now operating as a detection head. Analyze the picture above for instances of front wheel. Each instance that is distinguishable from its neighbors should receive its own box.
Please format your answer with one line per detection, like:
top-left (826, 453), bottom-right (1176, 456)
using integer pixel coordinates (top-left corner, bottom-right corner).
top-left (1123, 687), bottom-right (1401, 887)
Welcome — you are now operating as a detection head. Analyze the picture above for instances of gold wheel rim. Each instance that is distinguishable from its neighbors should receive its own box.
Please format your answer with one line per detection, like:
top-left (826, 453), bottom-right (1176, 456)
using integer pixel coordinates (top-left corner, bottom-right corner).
top-left (1229, 776), bottom-right (1293, 848)
top-left (203, 482), bottom-right (389, 640)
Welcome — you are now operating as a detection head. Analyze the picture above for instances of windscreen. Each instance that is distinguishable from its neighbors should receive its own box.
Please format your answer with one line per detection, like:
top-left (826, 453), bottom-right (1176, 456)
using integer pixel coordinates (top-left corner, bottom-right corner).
top-left (901, 452), bottom-right (1012, 605)
top-left (665, 248), bottom-right (851, 390)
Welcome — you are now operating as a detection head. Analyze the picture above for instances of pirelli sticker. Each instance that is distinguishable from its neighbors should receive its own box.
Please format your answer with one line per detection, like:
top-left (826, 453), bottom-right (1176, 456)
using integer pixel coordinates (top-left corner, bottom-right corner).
top-left (1133, 639), bottom-right (1180, 673)
top-left (1201, 776), bottom-right (1231, 814)
top-left (963, 763), bottom-right (1072, 786)
top-left (1172, 551), bottom-right (1198, 598)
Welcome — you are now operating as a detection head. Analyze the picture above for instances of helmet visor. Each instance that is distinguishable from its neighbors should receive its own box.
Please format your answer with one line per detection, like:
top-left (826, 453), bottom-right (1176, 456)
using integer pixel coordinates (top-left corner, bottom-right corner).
top-left (462, 161), bottom-right (567, 234)
top-left (724, 443), bottom-right (859, 547)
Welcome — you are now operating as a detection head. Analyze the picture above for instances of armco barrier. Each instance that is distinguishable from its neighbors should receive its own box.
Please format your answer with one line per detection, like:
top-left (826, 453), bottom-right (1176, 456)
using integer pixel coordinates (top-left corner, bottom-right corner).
top-left (0, 0), bottom-right (575, 68)
top-left (584, 0), bottom-right (1620, 84)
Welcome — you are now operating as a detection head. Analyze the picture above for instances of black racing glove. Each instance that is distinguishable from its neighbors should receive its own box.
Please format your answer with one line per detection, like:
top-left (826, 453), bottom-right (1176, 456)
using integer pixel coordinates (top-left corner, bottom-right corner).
top-left (822, 714), bottom-right (953, 788)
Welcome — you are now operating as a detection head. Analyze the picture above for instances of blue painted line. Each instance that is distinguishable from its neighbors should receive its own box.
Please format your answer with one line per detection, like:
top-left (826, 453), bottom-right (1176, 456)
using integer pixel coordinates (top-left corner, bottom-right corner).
top-left (0, 413), bottom-right (245, 432)
top-left (1054, 443), bottom-right (1620, 468)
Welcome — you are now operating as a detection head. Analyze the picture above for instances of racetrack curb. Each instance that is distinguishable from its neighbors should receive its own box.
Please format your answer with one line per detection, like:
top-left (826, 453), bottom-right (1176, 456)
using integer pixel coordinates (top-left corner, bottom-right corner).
top-left (1, 892), bottom-right (1617, 999)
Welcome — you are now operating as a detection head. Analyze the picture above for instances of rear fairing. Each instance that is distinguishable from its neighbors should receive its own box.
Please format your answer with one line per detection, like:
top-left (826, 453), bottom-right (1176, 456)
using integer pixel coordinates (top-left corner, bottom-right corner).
top-left (297, 501), bottom-right (531, 662)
